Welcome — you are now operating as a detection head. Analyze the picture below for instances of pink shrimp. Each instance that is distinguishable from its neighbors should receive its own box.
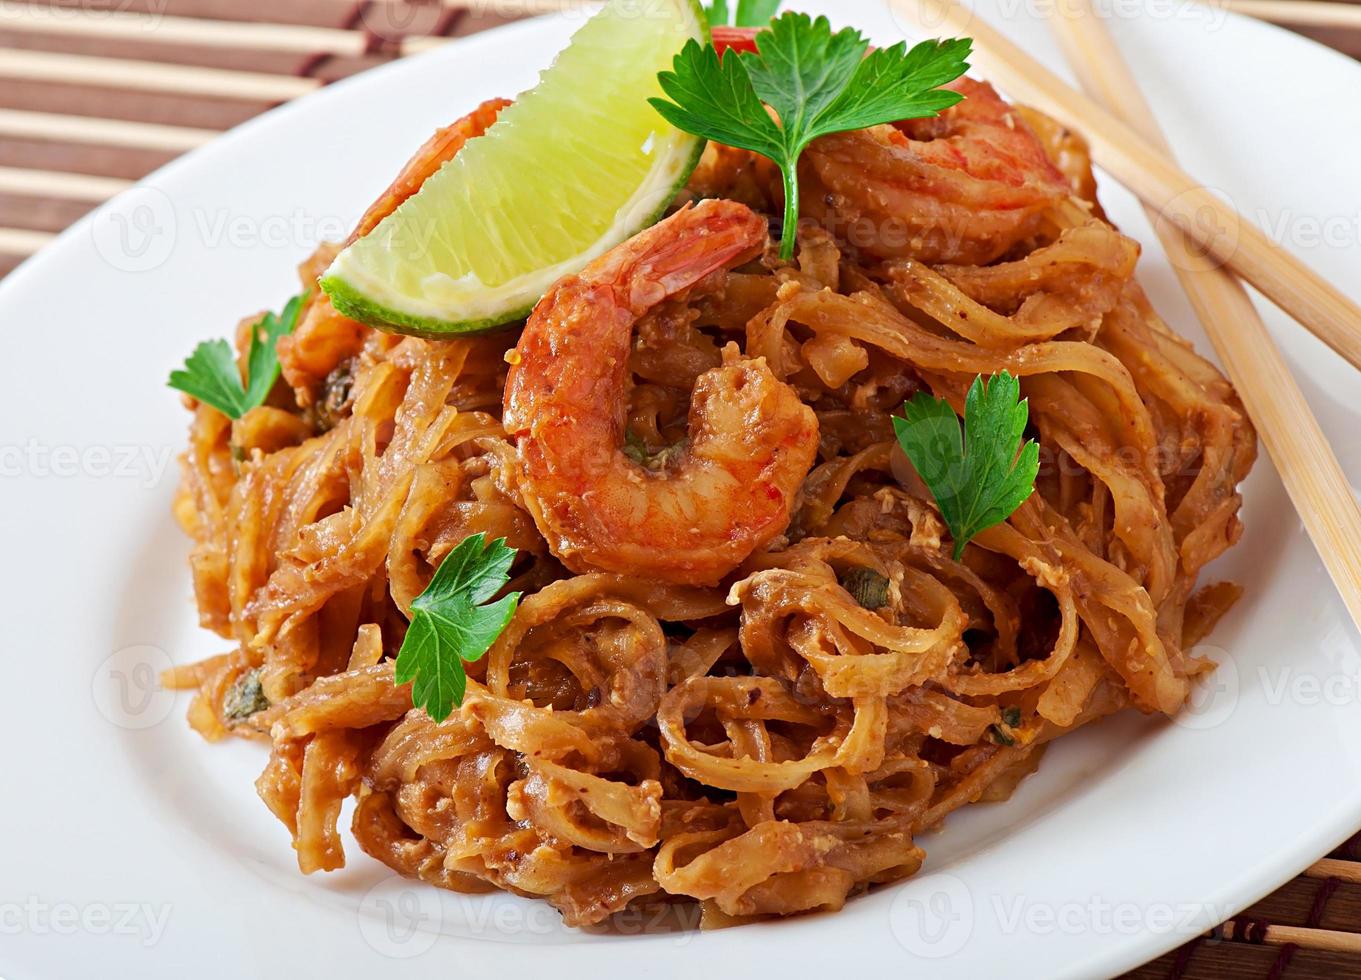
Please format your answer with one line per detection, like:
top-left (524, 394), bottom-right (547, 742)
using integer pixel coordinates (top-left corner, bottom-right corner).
top-left (502, 199), bottom-right (819, 587)
top-left (799, 77), bottom-right (1071, 265)
top-left (714, 30), bottom-right (1070, 264)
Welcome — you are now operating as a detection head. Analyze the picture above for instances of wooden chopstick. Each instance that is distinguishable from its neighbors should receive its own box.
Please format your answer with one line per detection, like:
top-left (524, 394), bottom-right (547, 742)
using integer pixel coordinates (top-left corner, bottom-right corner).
top-left (1221, 0), bottom-right (1361, 30)
top-left (1306, 857), bottom-right (1361, 883)
top-left (1043, 3), bottom-right (1361, 639)
top-left (890, 0), bottom-right (1361, 375)
top-left (1220, 919), bottom-right (1361, 954)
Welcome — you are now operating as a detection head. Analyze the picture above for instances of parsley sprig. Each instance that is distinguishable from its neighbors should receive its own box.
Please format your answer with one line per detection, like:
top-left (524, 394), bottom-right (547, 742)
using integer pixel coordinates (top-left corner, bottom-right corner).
top-left (650, 13), bottom-right (971, 260)
top-left (395, 533), bottom-right (521, 722)
top-left (705, 0), bottom-right (780, 27)
top-left (168, 292), bottom-right (305, 419)
top-left (893, 372), bottom-right (1040, 560)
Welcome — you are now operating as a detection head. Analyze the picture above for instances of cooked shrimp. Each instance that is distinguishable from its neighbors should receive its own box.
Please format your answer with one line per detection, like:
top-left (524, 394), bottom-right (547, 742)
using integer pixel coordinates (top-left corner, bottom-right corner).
top-left (502, 199), bottom-right (819, 587)
top-left (799, 78), bottom-right (1070, 265)
top-left (279, 98), bottom-right (511, 395)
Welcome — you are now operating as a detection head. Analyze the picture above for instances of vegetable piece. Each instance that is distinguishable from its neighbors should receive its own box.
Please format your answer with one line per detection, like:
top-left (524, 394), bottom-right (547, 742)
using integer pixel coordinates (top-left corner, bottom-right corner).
top-left (990, 705), bottom-right (1023, 746)
top-left (222, 668), bottom-right (270, 722)
top-left (168, 292), bottom-right (305, 419)
top-left (651, 12), bottom-right (971, 259)
top-left (840, 567), bottom-right (890, 610)
top-left (394, 533), bottom-right (521, 723)
top-left (892, 371), bottom-right (1040, 560)
top-left (315, 358), bottom-right (356, 433)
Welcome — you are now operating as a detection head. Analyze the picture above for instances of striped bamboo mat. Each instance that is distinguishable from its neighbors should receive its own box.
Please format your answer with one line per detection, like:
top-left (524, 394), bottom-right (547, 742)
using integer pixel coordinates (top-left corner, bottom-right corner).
top-left (5, 0), bottom-right (1361, 976)
top-left (0, 0), bottom-right (547, 276)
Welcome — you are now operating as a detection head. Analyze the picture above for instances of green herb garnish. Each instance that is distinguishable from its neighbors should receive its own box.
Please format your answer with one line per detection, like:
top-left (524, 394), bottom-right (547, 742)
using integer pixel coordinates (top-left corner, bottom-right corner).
top-left (622, 427), bottom-right (651, 465)
top-left (168, 292), bottom-right (305, 419)
top-left (222, 668), bottom-right (269, 722)
top-left (840, 567), bottom-right (890, 610)
top-left (990, 706), bottom-right (1023, 745)
top-left (650, 13), bottom-right (970, 260)
top-left (892, 371), bottom-right (1040, 560)
top-left (394, 533), bottom-right (521, 723)
top-left (705, 0), bottom-right (781, 27)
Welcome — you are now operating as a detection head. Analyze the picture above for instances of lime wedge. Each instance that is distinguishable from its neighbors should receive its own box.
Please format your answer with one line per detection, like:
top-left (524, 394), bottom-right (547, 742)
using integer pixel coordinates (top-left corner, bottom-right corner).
top-left (322, 0), bottom-right (708, 337)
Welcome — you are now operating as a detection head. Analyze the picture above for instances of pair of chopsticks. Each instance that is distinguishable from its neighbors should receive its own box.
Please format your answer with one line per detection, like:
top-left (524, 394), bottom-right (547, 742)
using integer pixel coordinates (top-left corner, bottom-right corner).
top-left (889, 0), bottom-right (1361, 637)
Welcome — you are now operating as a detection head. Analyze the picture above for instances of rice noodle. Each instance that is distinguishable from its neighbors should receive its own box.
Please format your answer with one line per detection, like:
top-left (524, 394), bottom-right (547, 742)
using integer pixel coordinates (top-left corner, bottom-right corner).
top-left (165, 93), bottom-right (1255, 928)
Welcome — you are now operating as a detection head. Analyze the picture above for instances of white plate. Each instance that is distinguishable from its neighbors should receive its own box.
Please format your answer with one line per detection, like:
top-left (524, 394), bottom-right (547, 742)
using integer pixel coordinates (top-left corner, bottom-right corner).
top-left (3, 1), bottom-right (1361, 976)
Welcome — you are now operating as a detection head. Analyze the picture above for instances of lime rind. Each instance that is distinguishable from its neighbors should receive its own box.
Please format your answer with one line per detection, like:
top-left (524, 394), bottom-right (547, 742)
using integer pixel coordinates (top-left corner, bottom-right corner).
top-left (322, 0), bottom-right (709, 338)
top-left (321, 274), bottom-right (535, 340)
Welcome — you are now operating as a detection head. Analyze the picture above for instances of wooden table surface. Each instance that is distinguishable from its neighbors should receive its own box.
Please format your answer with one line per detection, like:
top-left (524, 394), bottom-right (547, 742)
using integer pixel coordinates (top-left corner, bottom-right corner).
top-left (4, 1), bottom-right (1359, 976)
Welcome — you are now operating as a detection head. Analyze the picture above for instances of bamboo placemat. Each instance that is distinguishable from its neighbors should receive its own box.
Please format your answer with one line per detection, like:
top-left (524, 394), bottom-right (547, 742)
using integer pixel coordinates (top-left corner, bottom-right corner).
top-left (4, 0), bottom-right (1360, 975)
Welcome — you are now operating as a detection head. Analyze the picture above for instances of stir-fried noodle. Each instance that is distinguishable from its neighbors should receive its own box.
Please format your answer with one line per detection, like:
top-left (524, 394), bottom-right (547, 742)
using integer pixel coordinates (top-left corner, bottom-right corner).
top-left (167, 80), bottom-right (1255, 927)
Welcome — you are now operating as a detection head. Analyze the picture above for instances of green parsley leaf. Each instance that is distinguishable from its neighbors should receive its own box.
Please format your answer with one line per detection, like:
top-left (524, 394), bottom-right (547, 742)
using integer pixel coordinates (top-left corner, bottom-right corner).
top-left (168, 339), bottom-right (251, 419)
top-left (739, 14), bottom-right (869, 137)
top-left (168, 292), bottom-right (305, 419)
top-left (816, 37), bottom-right (971, 136)
top-left (706, 0), bottom-right (780, 27)
top-left (394, 533), bottom-right (521, 722)
top-left (653, 40), bottom-right (785, 164)
top-left (736, 0), bottom-right (781, 26)
top-left (892, 371), bottom-right (1040, 561)
top-left (651, 13), bottom-right (969, 260)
